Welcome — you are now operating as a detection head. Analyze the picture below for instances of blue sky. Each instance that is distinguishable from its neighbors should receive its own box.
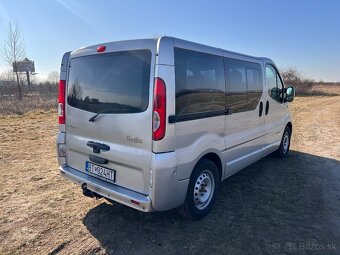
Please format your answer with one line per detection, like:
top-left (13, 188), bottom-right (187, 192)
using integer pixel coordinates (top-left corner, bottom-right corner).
top-left (0, 0), bottom-right (339, 81)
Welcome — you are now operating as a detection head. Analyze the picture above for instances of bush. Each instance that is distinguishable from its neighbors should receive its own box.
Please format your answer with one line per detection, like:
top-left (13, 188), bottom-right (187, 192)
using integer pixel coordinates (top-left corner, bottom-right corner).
top-left (281, 68), bottom-right (322, 96)
top-left (280, 68), bottom-right (339, 96)
top-left (0, 82), bottom-right (57, 115)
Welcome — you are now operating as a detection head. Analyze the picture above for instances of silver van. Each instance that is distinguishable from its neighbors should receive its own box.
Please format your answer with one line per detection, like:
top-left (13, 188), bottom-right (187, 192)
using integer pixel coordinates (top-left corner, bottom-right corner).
top-left (57, 37), bottom-right (295, 219)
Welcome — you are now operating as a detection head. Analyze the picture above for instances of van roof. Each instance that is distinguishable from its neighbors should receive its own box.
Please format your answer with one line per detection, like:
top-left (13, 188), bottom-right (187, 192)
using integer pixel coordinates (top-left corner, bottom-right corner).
top-left (72, 36), bottom-right (271, 63)
top-left (163, 36), bottom-right (263, 60)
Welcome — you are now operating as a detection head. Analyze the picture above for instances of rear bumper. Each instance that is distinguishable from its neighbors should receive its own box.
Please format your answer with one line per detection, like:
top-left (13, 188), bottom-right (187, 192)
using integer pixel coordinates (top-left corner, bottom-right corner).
top-left (60, 165), bottom-right (152, 212)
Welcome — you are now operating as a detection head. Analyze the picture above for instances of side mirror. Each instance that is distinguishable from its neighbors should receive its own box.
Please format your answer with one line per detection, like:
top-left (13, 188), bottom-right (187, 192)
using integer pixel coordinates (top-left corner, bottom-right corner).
top-left (270, 87), bottom-right (280, 101)
top-left (285, 86), bottom-right (295, 102)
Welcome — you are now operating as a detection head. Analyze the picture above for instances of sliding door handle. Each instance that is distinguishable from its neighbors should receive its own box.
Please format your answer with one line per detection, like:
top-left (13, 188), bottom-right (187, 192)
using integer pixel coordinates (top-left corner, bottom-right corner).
top-left (259, 102), bottom-right (263, 117)
top-left (265, 101), bottom-right (269, 115)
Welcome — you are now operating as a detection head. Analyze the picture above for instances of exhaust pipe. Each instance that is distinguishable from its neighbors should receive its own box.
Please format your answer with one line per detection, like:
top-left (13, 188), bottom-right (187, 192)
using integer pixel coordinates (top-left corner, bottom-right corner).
top-left (81, 183), bottom-right (102, 199)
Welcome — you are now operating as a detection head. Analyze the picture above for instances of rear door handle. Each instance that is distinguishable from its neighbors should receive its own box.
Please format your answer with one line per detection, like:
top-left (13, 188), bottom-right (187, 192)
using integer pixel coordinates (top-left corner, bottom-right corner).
top-left (87, 141), bottom-right (110, 153)
top-left (265, 101), bottom-right (269, 115)
top-left (259, 102), bottom-right (263, 117)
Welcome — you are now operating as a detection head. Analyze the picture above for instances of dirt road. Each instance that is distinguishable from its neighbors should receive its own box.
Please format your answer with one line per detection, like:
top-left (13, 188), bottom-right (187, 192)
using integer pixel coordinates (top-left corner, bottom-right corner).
top-left (0, 96), bottom-right (339, 255)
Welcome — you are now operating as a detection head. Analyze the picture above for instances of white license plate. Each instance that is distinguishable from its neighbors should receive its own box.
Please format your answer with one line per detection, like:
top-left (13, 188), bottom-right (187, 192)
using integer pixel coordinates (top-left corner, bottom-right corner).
top-left (85, 161), bottom-right (115, 182)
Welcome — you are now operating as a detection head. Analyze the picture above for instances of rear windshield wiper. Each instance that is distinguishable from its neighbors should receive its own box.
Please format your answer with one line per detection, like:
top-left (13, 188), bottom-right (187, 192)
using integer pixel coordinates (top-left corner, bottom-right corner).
top-left (88, 106), bottom-right (140, 122)
top-left (89, 109), bottom-right (117, 122)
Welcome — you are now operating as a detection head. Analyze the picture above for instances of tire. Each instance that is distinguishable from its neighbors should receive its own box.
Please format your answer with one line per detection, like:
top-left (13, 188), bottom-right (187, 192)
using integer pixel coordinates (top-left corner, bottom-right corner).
top-left (275, 125), bottom-right (291, 158)
top-left (177, 159), bottom-right (220, 220)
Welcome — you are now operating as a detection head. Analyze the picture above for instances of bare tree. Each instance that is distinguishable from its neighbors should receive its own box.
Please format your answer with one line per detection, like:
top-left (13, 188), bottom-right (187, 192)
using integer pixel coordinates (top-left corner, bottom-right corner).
top-left (281, 67), bottom-right (316, 95)
top-left (47, 71), bottom-right (60, 85)
top-left (0, 68), bottom-right (16, 86)
top-left (280, 67), bottom-right (302, 86)
top-left (1, 20), bottom-right (26, 100)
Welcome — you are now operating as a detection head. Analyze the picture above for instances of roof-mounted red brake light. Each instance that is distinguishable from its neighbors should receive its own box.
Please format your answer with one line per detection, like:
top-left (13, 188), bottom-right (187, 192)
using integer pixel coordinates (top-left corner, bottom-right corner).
top-left (97, 45), bottom-right (106, 53)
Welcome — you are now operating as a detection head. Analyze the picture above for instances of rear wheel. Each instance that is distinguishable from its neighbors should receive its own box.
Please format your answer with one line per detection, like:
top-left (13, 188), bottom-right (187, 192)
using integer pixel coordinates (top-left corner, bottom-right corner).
top-left (177, 159), bottom-right (220, 220)
top-left (275, 125), bottom-right (291, 158)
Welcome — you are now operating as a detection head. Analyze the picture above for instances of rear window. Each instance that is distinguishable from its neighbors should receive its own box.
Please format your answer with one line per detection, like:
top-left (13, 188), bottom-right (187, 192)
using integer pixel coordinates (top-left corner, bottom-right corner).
top-left (67, 50), bottom-right (151, 113)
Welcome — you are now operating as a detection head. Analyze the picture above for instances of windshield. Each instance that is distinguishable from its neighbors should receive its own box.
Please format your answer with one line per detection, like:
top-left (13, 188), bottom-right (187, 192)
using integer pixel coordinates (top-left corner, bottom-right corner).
top-left (67, 50), bottom-right (151, 113)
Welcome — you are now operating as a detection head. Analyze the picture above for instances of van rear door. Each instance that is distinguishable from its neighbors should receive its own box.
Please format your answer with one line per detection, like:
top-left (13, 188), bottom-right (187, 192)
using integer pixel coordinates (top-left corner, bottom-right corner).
top-left (65, 41), bottom-right (155, 195)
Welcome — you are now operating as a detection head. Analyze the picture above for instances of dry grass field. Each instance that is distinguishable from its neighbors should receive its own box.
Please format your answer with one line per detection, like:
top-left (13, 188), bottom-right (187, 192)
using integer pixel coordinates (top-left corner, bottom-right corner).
top-left (0, 94), bottom-right (339, 254)
top-left (0, 84), bottom-right (57, 116)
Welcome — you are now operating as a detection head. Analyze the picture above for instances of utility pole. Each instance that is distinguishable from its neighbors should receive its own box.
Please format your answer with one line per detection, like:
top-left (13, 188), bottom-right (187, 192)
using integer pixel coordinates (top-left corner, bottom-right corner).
top-left (26, 70), bottom-right (30, 87)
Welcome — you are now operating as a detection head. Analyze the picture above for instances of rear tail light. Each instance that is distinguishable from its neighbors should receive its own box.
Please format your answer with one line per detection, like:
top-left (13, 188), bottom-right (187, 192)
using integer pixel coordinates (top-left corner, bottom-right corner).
top-left (153, 78), bottom-right (166, 141)
top-left (58, 80), bottom-right (66, 124)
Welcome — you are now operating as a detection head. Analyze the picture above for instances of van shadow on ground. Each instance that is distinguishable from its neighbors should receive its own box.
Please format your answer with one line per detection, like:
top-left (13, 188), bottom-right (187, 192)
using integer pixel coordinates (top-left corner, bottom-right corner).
top-left (83, 151), bottom-right (340, 255)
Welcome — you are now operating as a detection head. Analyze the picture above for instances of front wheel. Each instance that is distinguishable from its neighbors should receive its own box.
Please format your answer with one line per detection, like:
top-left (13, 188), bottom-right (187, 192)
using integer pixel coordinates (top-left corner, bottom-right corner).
top-left (275, 125), bottom-right (291, 158)
top-left (177, 159), bottom-right (220, 220)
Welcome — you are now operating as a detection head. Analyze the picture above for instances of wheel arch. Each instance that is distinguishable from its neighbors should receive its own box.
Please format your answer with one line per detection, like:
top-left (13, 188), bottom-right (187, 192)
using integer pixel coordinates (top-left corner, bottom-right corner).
top-left (286, 121), bottom-right (292, 133)
top-left (198, 152), bottom-right (223, 182)
top-left (177, 151), bottom-right (222, 219)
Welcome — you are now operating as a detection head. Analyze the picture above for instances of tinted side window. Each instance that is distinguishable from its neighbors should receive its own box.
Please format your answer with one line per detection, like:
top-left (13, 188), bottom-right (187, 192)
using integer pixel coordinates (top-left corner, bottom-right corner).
top-left (247, 68), bottom-right (262, 109)
top-left (277, 73), bottom-right (283, 90)
top-left (276, 73), bottom-right (284, 102)
top-left (174, 48), bottom-right (225, 115)
top-left (266, 65), bottom-right (283, 102)
top-left (225, 58), bottom-right (263, 113)
top-left (224, 58), bottom-right (247, 113)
